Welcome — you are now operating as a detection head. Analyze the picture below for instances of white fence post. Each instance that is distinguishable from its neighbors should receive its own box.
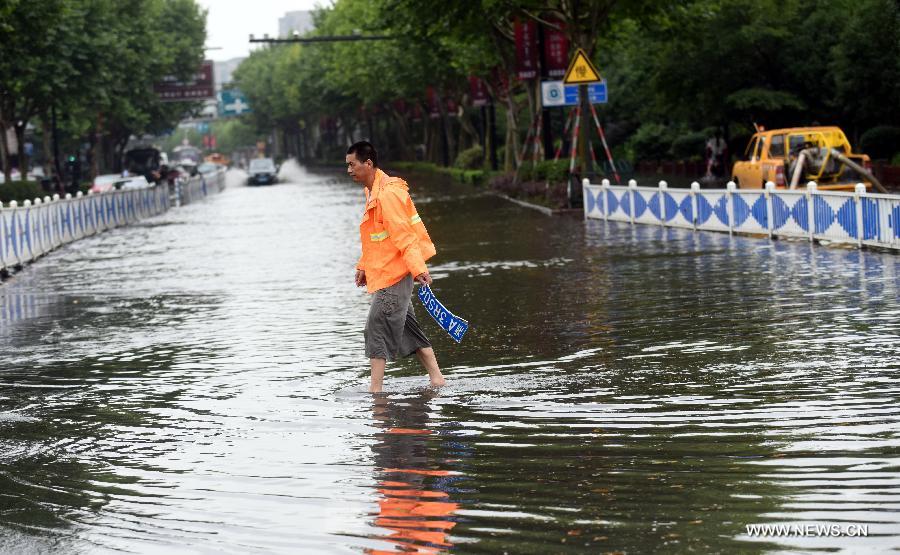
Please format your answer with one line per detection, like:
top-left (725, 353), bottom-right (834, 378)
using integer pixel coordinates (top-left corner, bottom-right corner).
top-left (628, 179), bottom-right (637, 224)
top-left (726, 181), bottom-right (736, 235)
top-left (582, 178), bottom-right (591, 217)
top-left (855, 182), bottom-right (866, 248)
top-left (601, 179), bottom-right (610, 221)
top-left (690, 181), bottom-right (700, 230)
top-left (658, 180), bottom-right (668, 227)
top-left (765, 181), bottom-right (776, 239)
top-left (806, 181), bottom-right (817, 242)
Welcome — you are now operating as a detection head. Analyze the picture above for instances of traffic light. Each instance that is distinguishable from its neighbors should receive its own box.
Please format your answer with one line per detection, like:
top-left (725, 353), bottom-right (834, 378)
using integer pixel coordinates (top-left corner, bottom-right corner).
top-left (65, 155), bottom-right (81, 194)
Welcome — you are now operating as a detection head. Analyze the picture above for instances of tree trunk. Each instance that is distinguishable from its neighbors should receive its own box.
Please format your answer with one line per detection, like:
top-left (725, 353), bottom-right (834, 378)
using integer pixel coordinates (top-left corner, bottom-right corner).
top-left (0, 121), bottom-right (10, 184)
top-left (436, 92), bottom-right (452, 167)
top-left (15, 121), bottom-right (27, 181)
top-left (91, 112), bottom-right (103, 180)
top-left (504, 95), bottom-right (519, 172)
top-left (390, 108), bottom-right (410, 160)
top-left (115, 134), bottom-right (130, 173)
top-left (41, 115), bottom-right (54, 179)
top-left (422, 110), bottom-right (431, 162)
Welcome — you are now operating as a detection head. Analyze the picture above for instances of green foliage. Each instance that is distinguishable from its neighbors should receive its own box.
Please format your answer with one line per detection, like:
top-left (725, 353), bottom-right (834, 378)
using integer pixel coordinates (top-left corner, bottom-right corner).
top-left (392, 161), bottom-right (490, 186)
top-left (0, 181), bottom-right (46, 204)
top-left (536, 160), bottom-right (568, 182)
top-left (454, 146), bottom-right (484, 169)
top-left (231, 0), bottom-right (898, 170)
top-left (670, 131), bottom-right (708, 160)
top-left (0, 0), bottom-right (206, 178)
top-left (626, 123), bottom-right (675, 162)
top-left (860, 126), bottom-right (900, 160)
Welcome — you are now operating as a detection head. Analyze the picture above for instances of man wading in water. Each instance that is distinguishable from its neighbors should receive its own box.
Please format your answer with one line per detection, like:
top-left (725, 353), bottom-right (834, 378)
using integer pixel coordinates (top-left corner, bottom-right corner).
top-left (347, 141), bottom-right (446, 393)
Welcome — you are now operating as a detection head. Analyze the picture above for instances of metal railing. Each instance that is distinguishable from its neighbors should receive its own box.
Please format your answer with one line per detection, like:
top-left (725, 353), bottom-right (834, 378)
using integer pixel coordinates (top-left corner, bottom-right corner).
top-left (583, 178), bottom-right (900, 251)
top-left (0, 169), bottom-right (226, 275)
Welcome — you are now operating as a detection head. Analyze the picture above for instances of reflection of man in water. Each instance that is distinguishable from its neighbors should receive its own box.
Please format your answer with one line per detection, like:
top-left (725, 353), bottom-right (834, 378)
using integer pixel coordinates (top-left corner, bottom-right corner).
top-left (368, 393), bottom-right (457, 554)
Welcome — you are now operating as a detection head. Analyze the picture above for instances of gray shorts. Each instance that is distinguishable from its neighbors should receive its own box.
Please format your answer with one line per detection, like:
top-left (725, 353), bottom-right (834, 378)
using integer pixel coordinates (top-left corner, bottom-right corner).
top-left (364, 274), bottom-right (431, 361)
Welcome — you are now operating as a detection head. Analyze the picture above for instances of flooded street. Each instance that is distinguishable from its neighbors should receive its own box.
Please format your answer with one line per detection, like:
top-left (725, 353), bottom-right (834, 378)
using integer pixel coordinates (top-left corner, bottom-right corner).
top-left (1, 165), bottom-right (899, 554)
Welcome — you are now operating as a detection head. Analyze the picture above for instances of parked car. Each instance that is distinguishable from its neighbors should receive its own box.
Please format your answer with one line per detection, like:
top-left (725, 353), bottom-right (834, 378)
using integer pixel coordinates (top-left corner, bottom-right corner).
top-left (90, 174), bottom-right (150, 193)
top-left (124, 146), bottom-right (163, 184)
top-left (205, 152), bottom-right (230, 166)
top-left (247, 158), bottom-right (278, 185)
top-left (732, 126), bottom-right (876, 191)
top-left (197, 162), bottom-right (223, 175)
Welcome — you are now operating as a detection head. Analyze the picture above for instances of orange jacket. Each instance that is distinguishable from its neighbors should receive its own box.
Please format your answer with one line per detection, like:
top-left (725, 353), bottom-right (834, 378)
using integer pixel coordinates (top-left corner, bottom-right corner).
top-left (358, 169), bottom-right (436, 293)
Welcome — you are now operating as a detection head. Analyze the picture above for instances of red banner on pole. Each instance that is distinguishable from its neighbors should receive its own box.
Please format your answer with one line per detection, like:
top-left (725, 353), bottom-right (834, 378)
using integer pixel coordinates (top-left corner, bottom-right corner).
top-left (543, 20), bottom-right (569, 78)
top-left (445, 97), bottom-right (459, 116)
top-left (514, 18), bottom-right (538, 80)
top-left (469, 77), bottom-right (489, 107)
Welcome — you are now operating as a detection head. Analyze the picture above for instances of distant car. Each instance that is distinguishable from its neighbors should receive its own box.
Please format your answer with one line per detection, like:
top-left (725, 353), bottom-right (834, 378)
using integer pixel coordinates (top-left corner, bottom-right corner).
top-left (197, 162), bottom-right (222, 175)
top-left (90, 174), bottom-right (150, 193)
top-left (0, 170), bottom-right (40, 183)
top-left (205, 152), bottom-right (230, 166)
top-left (247, 158), bottom-right (277, 185)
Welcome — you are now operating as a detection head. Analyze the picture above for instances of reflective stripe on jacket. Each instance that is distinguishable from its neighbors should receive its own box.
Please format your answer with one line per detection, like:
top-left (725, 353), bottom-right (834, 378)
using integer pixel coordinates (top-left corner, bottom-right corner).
top-left (358, 169), bottom-right (437, 293)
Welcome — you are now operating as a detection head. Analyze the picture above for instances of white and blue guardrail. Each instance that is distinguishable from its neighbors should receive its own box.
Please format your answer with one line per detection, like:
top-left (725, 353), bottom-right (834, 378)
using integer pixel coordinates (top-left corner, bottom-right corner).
top-left (0, 170), bottom-right (225, 275)
top-left (583, 178), bottom-right (900, 251)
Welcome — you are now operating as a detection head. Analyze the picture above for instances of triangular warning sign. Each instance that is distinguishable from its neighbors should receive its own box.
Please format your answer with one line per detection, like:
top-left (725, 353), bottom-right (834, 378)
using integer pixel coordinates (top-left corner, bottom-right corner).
top-left (563, 48), bottom-right (602, 84)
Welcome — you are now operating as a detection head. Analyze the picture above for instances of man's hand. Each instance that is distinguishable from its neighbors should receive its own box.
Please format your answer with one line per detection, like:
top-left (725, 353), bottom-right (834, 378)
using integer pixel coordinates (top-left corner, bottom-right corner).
top-left (414, 272), bottom-right (432, 286)
top-left (355, 269), bottom-right (366, 287)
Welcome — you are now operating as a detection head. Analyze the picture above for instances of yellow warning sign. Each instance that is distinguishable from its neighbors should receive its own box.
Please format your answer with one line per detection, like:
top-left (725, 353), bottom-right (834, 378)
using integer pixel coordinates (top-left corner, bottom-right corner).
top-left (563, 48), bottom-right (602, 84)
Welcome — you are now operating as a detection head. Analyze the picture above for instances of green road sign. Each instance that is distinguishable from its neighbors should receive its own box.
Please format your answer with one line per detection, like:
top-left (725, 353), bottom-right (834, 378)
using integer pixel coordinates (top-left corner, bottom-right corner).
top-left (218, 90), bottom-right (252, 117)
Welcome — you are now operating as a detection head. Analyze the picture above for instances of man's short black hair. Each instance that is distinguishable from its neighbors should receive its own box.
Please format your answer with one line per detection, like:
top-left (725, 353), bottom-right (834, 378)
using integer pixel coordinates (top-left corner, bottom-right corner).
top-left (347, 141), bottom-right (378, 168)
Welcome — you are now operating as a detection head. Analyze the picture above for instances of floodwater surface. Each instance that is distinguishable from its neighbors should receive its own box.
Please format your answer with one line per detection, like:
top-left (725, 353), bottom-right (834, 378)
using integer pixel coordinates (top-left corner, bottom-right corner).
top-left (1, 164), bottom-right (898, 554)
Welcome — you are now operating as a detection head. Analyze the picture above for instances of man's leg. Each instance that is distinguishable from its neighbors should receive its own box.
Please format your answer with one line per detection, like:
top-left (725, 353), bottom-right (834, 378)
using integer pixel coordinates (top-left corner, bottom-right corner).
top-left (416, 347), bottom-right (445, 387)
top-left (369, 358), bottom-right (386, 393)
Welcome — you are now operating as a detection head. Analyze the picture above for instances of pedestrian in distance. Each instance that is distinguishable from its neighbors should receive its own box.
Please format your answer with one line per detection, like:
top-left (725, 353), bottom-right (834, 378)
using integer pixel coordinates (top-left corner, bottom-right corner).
top-left (705, 128), bottom-right (728, 178)
top-left (347, 141), bottom-right (446, 393)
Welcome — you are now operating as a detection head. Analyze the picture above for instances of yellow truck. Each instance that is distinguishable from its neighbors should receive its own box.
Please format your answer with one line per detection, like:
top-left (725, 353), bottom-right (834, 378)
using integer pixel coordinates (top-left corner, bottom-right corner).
top-left (732, 126), bottom-right (887, 192)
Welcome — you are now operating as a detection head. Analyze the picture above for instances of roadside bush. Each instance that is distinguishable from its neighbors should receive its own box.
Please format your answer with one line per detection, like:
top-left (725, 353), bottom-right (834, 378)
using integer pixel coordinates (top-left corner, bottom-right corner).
top-left (488, 172), bottom-right (516, 195)
top-left (391, 161), bottom-right (490, 186)
top-left (454, 145), bottom-right (484, 169)
top-left (860, 126), bottom-right (900, 160)
top-left (517, 163), bottom-right (535, 182)
top-left (671, 131), bottom-right (707, 160)
top-left (626, 123), bottom-right (675, 162)
top-left (0, 180), bottom-right (46, 204)
top-left (531, 159), bottom-right (569, 183)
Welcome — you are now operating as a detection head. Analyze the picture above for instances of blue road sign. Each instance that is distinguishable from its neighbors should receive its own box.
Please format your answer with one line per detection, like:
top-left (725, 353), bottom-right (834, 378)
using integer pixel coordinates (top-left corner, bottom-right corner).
top-left (417, 285), bottom-right (469, 343)
top-left (218, 90), bottom-right (252, 117)
top-left (543, 80), bottom-right (608, 107)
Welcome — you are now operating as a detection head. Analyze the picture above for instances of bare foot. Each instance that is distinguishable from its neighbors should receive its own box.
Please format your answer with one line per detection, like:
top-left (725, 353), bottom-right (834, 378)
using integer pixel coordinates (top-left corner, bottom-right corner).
top-left (429, 376), bottom-right (446, 388)
top-left (369, 386), bottom-right (383, 393)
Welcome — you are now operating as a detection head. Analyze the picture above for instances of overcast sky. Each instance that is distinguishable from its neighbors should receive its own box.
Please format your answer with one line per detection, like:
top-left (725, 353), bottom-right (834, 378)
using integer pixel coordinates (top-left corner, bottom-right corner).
top-left (197, 0), bottom-right (329, 61)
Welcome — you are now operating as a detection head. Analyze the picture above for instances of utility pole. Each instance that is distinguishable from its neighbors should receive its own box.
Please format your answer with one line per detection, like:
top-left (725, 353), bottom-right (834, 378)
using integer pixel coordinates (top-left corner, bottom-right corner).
top-left (249, 34), bottom-right (394, 44)
top-left (581, 83), bottom-right (593, 180)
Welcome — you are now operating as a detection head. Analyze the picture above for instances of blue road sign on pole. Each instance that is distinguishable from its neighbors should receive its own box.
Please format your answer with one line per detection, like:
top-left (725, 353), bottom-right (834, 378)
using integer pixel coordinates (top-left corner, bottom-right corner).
top-left (218, 90), bottom-right (252, 117)
top-left (542, 80), bottom-right (608, 107)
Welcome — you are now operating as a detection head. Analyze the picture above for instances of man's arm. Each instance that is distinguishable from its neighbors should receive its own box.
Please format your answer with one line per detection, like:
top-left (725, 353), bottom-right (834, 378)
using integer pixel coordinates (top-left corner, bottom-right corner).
top-left (381, 190), bottom-right (428, 279)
